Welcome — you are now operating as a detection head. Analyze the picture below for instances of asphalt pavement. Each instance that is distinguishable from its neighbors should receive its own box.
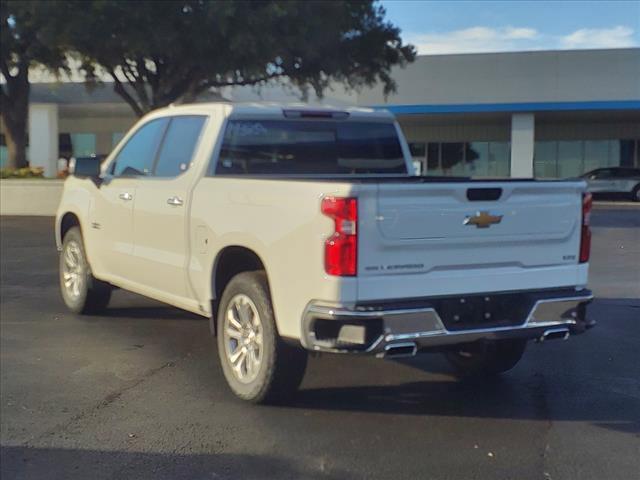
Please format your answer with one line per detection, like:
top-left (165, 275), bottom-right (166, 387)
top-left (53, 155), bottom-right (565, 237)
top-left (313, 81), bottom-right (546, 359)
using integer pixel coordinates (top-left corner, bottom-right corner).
top-left (1, 205), bottom-right (639, 480)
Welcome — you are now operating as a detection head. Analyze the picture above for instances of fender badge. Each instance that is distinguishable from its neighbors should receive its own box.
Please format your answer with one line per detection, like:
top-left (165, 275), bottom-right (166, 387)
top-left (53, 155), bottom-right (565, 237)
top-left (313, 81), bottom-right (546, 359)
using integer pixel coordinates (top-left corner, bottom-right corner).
top-left (464, 211), bottom-right (503, 228)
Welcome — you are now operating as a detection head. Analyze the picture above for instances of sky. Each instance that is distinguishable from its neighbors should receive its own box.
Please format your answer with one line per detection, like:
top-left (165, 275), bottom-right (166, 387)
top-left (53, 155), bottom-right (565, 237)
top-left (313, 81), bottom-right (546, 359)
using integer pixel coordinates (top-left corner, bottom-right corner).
top-left (380, 0), bottom-right (640, 55)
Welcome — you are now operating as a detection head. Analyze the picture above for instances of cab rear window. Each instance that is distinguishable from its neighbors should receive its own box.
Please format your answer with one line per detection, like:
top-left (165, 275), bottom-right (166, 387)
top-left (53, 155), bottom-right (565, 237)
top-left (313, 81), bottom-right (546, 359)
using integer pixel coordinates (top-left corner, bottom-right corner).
top-left (213, 120), bottom-right (406, 175)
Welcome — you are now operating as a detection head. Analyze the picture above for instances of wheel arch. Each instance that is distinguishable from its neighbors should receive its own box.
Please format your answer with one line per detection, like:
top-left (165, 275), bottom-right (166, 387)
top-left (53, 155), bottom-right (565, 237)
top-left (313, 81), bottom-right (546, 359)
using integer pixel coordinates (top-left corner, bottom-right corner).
top-left (57, 211), bottom-right (82, 249)
top-left (209, 245), bottom-right (271, 335)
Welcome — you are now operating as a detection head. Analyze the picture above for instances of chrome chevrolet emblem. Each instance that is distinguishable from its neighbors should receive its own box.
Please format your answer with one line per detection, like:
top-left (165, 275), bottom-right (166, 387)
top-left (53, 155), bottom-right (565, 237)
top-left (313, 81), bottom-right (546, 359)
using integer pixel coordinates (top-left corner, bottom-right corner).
top-left (464, 211), bottom-right (503, 228)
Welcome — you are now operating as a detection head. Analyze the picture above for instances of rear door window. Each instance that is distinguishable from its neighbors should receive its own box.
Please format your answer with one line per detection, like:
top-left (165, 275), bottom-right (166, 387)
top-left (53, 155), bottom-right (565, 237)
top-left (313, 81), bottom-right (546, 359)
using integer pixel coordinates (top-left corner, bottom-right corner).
top-left (214, 120), bottom-right (406, 175)
top-left (154, 116), bottom-right (207, 177)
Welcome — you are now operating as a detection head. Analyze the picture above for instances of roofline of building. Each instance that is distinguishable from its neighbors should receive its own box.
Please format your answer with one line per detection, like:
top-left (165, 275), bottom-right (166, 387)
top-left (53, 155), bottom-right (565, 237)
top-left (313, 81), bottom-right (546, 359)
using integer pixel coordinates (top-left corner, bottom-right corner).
top-left (371, 100), bottom-right (640, 115)
top-left (413, 47), bottom-right (640, 58)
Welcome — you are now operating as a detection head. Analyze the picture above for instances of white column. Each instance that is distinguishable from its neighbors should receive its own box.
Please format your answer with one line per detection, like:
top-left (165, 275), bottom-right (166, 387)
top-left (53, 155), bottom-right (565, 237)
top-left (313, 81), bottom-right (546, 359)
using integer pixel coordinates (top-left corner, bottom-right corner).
top-left (510, 113), bottom-right (535, 178)
top-left (28, 103), bottom-right (59, 177)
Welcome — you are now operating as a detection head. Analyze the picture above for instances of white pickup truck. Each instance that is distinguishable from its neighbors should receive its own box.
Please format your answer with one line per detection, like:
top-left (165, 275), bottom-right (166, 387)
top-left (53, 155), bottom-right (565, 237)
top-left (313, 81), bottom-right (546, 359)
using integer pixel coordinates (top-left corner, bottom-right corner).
top-left (56, 103), bottom-right (595, 403)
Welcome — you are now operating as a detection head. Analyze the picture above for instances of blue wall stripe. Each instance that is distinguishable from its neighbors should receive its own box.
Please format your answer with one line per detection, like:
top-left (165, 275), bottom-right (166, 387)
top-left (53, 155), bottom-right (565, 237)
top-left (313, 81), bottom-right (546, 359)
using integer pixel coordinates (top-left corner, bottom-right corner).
top-left (369, 100), bottom-right (640, 114)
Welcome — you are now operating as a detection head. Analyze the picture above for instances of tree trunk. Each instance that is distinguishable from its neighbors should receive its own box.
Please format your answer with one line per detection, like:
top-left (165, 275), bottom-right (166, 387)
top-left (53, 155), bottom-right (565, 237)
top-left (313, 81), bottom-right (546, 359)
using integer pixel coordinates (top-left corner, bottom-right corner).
top-left (4, 126), bottom-right (27, 169)
top-left (1, 65), bottom-right (30, 170)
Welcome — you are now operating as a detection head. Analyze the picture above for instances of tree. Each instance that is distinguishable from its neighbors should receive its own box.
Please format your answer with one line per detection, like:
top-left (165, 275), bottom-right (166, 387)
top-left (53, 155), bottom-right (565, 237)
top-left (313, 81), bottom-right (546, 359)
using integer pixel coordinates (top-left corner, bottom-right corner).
top-left (1, 1), bottom-right (67, 169)
top-left (63, 0), bottom-right (415, 117)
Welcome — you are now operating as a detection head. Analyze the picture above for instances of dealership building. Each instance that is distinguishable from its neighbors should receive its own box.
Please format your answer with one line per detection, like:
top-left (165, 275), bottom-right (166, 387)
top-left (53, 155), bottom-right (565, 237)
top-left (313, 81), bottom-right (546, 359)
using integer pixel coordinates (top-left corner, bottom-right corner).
top-left (1, 47), bottom-right (639, 178)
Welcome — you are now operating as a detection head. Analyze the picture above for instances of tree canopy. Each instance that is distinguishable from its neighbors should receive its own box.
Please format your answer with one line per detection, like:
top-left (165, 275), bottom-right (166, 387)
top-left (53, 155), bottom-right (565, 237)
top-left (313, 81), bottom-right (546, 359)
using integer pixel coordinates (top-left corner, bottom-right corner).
top-left (1, 0), bottom-right (68, 168)
top-left (1, 0), bottom-right (414, 170)
top-left (64, 0), bottom-right (415, 116)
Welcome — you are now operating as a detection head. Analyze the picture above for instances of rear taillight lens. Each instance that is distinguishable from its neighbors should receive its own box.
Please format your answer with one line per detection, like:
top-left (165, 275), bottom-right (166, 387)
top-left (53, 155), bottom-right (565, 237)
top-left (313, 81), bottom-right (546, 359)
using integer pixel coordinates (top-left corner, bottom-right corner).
top-left (321, 196), bottom-right (357, 276)
top-left (580, 192), bottom-right (592, 263)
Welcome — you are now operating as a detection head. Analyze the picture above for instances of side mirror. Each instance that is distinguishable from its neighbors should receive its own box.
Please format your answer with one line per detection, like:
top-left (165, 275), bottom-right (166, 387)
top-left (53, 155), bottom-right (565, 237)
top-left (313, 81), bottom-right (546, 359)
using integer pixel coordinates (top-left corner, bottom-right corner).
top-left (69, 156), bottom-right (102, 180)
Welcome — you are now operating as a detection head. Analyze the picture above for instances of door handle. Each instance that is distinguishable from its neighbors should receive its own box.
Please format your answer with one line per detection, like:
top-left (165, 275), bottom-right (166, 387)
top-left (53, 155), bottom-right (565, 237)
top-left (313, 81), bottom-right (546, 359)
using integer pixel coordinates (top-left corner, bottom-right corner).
top-left (167, 196), bottom-right (184, 206)
top-left (119, 192), bottom-right (133, 201)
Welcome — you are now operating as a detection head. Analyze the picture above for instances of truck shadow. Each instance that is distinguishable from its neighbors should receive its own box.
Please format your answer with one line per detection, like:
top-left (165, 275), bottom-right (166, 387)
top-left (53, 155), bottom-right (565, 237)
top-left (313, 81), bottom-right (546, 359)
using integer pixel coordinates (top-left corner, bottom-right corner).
top-left (102, 305), bottom-right (204, 321)
top-left (285, 371), bottom-right (639, 435)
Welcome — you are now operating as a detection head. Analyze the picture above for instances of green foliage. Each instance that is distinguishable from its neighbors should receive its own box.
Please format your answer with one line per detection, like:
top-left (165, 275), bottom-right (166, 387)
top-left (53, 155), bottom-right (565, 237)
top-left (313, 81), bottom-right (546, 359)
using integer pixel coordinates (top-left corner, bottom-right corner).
top-left (1, 1), bottom-right (70, 169)
top-left (59, 0), bottom-right (416, 116)
top-left (1, 1), bottom-right (69, 75)
top-left (0, 167), bottom-right (45, 179)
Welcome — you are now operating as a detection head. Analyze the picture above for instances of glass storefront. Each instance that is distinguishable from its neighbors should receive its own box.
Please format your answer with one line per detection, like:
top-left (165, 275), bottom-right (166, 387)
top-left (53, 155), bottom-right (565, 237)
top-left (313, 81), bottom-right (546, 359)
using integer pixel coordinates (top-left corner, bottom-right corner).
top-left (58, 133), bottom-right (97, 159)
top-left (534, 139), bottom-right (639, 178)
top-left (112, 132), bottom-right (126, 149)
top-left (0, 134), bottom-right (6, 168)
top-left (70, 133), bottom-right (97, 157)
top-left (410, 139), bottom-right (639, 178)
top-left (410, 141), bottom-right (511, 178)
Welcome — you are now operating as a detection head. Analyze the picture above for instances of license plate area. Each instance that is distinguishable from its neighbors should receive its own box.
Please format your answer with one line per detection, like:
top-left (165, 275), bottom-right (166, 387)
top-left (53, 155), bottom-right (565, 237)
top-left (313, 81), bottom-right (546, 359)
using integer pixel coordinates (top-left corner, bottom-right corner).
top-left (433, 292), bottom-right (534, 331)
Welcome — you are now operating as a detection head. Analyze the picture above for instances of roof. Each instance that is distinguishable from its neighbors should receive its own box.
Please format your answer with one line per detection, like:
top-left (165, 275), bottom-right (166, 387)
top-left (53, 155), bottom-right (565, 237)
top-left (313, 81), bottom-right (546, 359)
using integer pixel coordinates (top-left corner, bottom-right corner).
top-left (230, 103), bottom-right (392, 119)
top-left (147, 102), bottom-right (395, 120)
top-left (29, 83), bottom-right (226, 105)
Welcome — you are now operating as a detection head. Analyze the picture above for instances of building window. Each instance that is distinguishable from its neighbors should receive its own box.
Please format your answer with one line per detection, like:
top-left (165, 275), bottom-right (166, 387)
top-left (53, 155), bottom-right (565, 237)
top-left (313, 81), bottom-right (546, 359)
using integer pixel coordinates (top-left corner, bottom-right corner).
top-left (488, 142), bottom-right (511, 177)
top-left (441, 142), bottom-right (465, 175)
top-left (424, 141), bottom-right (510, 178)
top-left (427, 143), bottom-right (440, 175)
top-left (112, 132), bottom-right (125, 149)
top-left (557, 141), bottom-right (582, 178)
top-left (465, 142), bottom-right (489, 176)
top-left (408, 142), bottom-right (425, 175)
top-left (0, 134), bottom-right (6, 168)
top-left (534, 139), bottom-right (640, 178)
top-left (620, 140), bottom-right (635, 167)
top-left (534, 141), bottom-right (557, 178)
top-left (59, 133), bottom-right (98, 159)
top-left (70, 133), bottom-right (97, 157)
top-left (59, 133), bottom-right (72, 159)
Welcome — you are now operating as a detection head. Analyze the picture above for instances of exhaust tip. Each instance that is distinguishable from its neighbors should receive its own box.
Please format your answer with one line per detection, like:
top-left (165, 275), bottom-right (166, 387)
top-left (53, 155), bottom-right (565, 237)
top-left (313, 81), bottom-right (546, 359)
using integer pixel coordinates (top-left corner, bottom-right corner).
top-left (383, 342), bottom-right (417, 358)
top-left (539, 328), bottom-right (570, 342)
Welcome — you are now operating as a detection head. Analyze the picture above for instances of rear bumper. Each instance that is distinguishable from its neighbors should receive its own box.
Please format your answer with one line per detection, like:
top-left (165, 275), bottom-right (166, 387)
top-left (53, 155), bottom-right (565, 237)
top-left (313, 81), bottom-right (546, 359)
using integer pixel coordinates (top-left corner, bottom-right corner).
top-left (301, 288), bottom-right (594, 356)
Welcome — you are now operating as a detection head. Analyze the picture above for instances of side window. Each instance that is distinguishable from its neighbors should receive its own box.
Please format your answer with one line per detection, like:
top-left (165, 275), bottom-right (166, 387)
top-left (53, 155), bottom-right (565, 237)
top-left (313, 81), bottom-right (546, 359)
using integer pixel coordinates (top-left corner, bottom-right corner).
top-left (154, 116), bottom-right (207, 177)
top-left (111, 118), bottom-right (168, 177)
top-left (593, 169), bottom-right (612, 179)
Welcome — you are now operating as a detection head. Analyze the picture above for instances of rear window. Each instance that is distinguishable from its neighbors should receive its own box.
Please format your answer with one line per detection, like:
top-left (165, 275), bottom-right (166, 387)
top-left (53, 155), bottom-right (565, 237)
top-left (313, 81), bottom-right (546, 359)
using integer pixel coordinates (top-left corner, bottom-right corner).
top-left (213, 120), bottom-right (407, 175)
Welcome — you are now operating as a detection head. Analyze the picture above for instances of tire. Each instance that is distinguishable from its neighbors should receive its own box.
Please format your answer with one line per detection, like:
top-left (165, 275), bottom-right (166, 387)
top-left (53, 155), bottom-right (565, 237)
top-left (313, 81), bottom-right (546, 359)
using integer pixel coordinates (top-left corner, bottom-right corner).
top-left (217, 271), bottom-right (307, 403)
top-left (444, 339), bottom-right (527, 377)
top-left (59, 226), bottom-right (111, 314)
top-left (631, 184), bottom-right (640, 202)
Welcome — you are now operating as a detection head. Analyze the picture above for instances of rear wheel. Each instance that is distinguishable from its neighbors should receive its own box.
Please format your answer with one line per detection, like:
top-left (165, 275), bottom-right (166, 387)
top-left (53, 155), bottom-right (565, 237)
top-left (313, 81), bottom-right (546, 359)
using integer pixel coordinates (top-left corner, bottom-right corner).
top-left (444, 339), bottom-right (527, 377)
top-left (217, 271), bottom-right (307, 403)
top-left (631, 184), bottom-right (640, 202)
top-left (59, 226), bottom-right (111, 314)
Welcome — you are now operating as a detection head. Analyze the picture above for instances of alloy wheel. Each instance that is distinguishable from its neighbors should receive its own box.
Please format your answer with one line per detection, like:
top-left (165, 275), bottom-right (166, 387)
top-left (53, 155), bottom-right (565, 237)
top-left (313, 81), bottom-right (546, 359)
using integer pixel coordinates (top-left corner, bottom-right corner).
top-left (223, 294), bottom-right (264, 383)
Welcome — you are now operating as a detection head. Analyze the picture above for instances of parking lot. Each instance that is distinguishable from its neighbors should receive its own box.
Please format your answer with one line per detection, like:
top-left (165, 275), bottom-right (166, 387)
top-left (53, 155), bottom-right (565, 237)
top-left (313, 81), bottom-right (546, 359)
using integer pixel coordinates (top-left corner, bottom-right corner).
top-left (1, 205), bottom-right (638, 480)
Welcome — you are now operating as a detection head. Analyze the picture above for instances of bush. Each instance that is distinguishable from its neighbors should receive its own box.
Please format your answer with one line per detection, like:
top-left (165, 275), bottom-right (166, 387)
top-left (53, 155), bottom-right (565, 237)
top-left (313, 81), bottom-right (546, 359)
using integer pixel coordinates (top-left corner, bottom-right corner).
top-left (0, 167), bottom-right (45, 179)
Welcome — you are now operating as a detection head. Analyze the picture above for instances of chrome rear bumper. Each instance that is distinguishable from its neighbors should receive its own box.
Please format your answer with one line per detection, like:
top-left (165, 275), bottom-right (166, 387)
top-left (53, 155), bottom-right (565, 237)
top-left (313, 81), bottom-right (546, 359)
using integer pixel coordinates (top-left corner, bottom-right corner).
top-left (301, 289), bottom-right (594, 356)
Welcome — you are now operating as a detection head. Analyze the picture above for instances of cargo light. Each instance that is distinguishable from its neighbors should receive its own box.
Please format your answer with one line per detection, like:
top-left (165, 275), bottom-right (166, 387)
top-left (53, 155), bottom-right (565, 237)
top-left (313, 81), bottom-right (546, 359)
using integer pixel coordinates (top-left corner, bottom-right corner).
top-left (283, 109), bottom-right (350, 119)
top-left (321, 196), bottom-right (358, 276)
top-left (580, 192), bottom-right (592, 263)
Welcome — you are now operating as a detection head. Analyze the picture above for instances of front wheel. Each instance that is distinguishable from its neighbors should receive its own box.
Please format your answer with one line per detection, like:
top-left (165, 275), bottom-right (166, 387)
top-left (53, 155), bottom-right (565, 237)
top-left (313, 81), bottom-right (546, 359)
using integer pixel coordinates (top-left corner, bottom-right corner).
top-left (631, 185), bottom-right (640, 202)
top-left (59, 226), bottom-right (111, 314)
top-left (444, 339), bottom-right (527, 377)
top-left (217, 271), bottom-right (307, 403)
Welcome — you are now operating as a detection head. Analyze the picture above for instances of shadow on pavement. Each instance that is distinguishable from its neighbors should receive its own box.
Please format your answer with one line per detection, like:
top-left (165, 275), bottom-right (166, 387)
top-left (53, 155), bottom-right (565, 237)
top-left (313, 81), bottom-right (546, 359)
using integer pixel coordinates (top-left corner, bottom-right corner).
top-left (283, 374), bottom-right (639, 435)
top-left (0, 447), bottom-right (353, 480)
top-left (102, 305), bottom-right (204, 321)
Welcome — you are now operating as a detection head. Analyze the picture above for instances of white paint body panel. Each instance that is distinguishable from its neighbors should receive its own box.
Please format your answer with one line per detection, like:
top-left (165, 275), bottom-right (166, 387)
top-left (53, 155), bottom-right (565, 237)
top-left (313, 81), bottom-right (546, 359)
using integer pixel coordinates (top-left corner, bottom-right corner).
top-left (56, 102), bottom-right (589, 343)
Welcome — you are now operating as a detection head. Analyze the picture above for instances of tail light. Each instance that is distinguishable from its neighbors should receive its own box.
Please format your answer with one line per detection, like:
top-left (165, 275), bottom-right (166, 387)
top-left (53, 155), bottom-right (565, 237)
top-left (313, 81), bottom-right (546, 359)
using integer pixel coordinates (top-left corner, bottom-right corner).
top-left (321, 196), bottom-right (357, 276)
top-left (580, 192), bottom-right (592, 263)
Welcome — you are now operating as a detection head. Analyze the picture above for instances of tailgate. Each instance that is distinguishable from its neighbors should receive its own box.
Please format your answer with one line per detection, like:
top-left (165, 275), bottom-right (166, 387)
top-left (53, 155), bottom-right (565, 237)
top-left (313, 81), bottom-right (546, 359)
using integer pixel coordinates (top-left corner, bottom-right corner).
top-left (357, 180), bottom-right (587, 299)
